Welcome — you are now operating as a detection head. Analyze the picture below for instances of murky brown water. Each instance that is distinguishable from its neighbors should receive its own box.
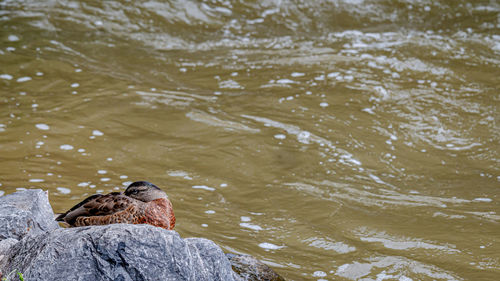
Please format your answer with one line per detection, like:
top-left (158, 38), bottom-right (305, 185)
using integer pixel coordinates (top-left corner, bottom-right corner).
top-left (1, 0), bottom-right (499, 280)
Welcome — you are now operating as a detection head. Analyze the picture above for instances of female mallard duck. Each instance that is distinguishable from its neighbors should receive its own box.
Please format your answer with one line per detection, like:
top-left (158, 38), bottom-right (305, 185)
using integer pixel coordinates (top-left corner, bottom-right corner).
top-left (56, 181), bottom-right (175, 230)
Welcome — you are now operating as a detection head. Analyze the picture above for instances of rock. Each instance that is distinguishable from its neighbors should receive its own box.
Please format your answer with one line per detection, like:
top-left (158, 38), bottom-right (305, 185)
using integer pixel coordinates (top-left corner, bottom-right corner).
top-left (0, 238), bottom-right (18, 261)
top-left (227, 254), bottom-right (285, 281)
top-left (2, 224), bottom-right (241, 281)
top-left (0, 189), bottom-right (284, 281)
top-left (0, 189), bottom-right (59, 241)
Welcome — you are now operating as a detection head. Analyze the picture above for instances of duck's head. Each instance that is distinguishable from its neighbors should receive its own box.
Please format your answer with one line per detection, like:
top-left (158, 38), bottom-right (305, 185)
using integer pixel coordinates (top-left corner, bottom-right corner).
top-left (124, 181), bottom-right (168, 202)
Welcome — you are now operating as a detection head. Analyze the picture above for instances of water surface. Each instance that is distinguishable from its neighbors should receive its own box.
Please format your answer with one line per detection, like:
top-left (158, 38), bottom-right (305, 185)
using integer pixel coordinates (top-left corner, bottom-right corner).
top-left (1, 0), bottom-right (499, 280)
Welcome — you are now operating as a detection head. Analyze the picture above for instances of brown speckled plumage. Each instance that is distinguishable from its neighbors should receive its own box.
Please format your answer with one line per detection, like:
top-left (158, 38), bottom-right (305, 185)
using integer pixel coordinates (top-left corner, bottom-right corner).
top-left (56, 181), bottom-right (175, 230)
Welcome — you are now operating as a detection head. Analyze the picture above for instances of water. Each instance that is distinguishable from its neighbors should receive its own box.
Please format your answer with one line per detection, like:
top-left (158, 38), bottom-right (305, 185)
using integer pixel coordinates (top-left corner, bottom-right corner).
top-left (1, 0), bottom-right (499, 280)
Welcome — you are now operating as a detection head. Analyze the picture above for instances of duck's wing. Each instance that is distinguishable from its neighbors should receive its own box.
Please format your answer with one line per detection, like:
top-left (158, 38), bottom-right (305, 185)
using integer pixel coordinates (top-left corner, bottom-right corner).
top-left (56, 192), bottom-right (135, 225)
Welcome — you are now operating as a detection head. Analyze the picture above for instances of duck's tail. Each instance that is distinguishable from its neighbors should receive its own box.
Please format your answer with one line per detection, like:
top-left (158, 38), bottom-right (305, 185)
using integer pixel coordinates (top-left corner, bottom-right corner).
top-left (54, 213), bottom-right (65, 221)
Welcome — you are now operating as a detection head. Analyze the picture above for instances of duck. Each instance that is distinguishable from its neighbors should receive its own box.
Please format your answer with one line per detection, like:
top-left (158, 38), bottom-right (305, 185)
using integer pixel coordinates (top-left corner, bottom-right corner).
top-left (55, 181), bottom-right (175, 230)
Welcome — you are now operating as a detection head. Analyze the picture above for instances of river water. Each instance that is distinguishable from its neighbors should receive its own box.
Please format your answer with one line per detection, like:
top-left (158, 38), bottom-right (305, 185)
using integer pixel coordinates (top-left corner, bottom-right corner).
top-left (1, 0), bottom-right (499, 280)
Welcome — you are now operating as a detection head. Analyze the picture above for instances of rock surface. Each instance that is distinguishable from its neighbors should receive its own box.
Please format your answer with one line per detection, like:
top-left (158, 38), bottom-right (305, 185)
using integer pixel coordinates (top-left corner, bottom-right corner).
top-left (0, 189), bottom-right (284, 281)
top-left (0, 189), bottom-right (59, 241)
top-left (2, 224), bottom-right (241, 281)
top-left (227, 254), bottom-right (286, 281)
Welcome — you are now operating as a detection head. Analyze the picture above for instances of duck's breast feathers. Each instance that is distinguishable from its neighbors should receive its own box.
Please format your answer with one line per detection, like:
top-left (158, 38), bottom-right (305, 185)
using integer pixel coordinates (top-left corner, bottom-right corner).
top-left (57, 193), bottom-right (137, 225)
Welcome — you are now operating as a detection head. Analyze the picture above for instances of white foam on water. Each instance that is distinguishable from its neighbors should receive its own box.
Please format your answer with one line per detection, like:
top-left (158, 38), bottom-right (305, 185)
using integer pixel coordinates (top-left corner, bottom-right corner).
top-left (8, 35), bottom-right (20, 42)
top-left (276, 78), bottom-right (295, 84)
top-left (168, 170), bottom-right (193, 180)
top-left (97, 170), bottom-right (107, 174)
top-left (29, 179), bottom-right (44, 183)
top-left (315, 75), bottom-right (325, 81)
top-left (77, 182), bottom-right (90, 187)
top-left (242, 114), bottom-right (362, 166)
top-left (291, 72), bottom-right (305, 77)
top-left (120, 175), bottom-right (128, 179)
top-left (369, 174), bottom-right (386, 184)
top-left (71, 83), bottom-right (79, 88)
top-left (240, 216), bottom-right (251, 222)
top-left (57, 187), bottom-right (71, 194)
top-left (274, 134), bottom-right (286, 140)
top-left (313, 271), bottom-right (327, 277)
top-left (17, 77), bottom-right (32, 83)
top-left (473, 198), bottom-right (492, 202)
top-left (219, 79), bottom-right (243, 89)
top-left (59, 144), bottom-right (74, 150)
top-left (92, 130), bottom-right (104, 136)
top-left (100, 178), bottom-right (110, 182)
top-left (0, 74), bottom-right (13, 80)
top-left (205, 210), bottom-right (215, 214)
top-left (320, 102), bottom-right (329, 108)
top-left (362, 108), bottom-right (375, 114)
top-left (35, 124), bottom-right (50, 130)
top-left (192, 185), bottom-right (215, 191)
top-left (240, 223), bottom-right (263, 231)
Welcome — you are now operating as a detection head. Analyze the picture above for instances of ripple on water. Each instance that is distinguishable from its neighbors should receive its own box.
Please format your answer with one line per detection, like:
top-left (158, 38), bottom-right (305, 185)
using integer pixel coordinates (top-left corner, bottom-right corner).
top-left (304, 237), bottom-right (356, 254)
top-left (192, 185), bottom-right (215, 191)
top-left (356, 229), bottom-right (459, 253)
top-left (336, 256), bottom-right (460, 281)
top-left (240, 223), bottom-right (263, 231)
top-left (258, 242), bottom-right (284, 250)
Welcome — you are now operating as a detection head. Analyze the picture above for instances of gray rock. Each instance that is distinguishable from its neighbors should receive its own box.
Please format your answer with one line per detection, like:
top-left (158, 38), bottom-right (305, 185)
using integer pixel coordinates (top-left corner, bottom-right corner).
top-left (0, 238), bottom-right (18, 262)
top-left (226, 254), bottom-right (285, 281)
top-left (0, 189), bottom-right (59, 241)
top-left (0, 189), bottom-right (284, 281)
top-left (2, 224), bottom-right (241, 281)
